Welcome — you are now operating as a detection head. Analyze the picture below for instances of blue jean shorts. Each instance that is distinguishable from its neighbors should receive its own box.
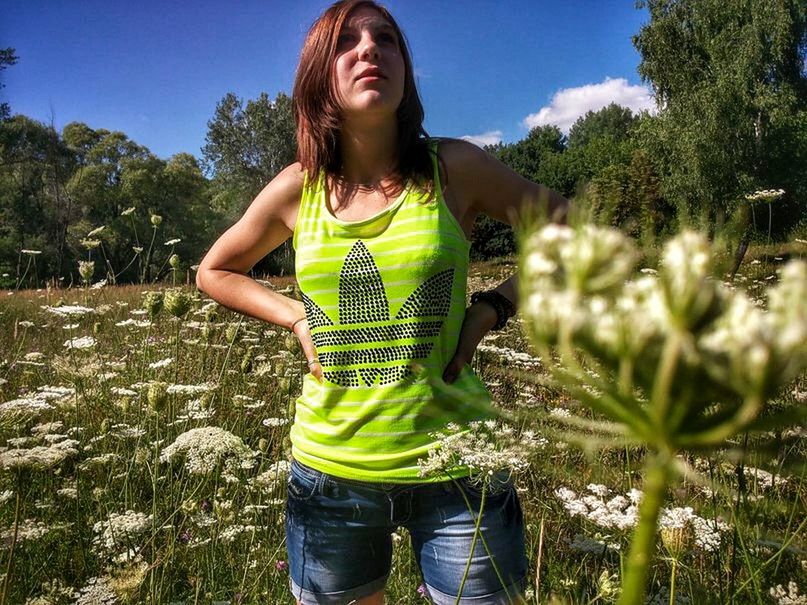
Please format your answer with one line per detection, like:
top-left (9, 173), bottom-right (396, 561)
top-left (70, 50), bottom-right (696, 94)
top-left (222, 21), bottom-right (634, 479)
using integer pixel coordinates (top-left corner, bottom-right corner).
top-left (285, 459), bottom-right (527, 604)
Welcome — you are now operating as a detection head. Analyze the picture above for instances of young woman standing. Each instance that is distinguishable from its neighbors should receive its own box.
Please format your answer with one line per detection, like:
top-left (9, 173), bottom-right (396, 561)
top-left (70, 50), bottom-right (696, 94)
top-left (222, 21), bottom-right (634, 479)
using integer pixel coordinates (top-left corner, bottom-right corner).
top-left (196, 1), bottom-right (569, 603)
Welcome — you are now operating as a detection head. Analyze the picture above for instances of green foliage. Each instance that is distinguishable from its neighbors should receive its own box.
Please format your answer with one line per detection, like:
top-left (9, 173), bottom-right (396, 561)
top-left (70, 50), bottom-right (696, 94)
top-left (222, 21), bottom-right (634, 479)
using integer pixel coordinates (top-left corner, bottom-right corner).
top-left (203, 92), bottom-right (298, 276)
top-left (567, 102), bottom-right (638, 149)
top-left (0, 117), bottom-right (217, 286)
top-left (633, 0), bottom-right (807, 231)
top-left (0, 47), bottom-right (18, 121)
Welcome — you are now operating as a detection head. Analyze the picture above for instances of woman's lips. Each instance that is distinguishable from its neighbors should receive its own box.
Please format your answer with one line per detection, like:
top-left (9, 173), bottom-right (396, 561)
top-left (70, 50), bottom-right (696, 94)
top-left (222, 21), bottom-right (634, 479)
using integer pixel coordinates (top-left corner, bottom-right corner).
top-left (356, 68), bottom-right (385, 81)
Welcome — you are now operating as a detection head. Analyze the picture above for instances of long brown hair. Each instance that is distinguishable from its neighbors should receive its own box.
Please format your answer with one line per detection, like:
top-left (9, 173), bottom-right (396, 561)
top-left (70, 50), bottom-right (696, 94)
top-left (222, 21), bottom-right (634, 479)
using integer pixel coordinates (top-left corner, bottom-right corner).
top-left (293, 0), bottom-right (434, 193)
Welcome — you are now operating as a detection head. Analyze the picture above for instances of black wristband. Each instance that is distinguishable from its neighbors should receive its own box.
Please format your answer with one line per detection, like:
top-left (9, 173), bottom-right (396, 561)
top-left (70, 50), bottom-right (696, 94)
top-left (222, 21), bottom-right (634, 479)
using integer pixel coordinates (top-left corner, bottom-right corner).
top-left (470, 290), bottom-right (516, 331)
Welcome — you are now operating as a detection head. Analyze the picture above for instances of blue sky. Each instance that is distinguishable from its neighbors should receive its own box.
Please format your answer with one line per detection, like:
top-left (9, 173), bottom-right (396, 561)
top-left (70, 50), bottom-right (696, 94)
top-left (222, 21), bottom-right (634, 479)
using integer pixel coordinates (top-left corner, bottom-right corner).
top-left (3, 1), bottom-right (655, 160)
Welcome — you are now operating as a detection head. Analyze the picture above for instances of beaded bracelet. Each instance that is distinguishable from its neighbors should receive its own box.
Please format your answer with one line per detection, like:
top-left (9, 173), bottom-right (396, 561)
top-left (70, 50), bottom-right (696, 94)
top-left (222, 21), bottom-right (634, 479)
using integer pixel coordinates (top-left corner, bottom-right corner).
top-left (469, 290), bottom-right (516, 331)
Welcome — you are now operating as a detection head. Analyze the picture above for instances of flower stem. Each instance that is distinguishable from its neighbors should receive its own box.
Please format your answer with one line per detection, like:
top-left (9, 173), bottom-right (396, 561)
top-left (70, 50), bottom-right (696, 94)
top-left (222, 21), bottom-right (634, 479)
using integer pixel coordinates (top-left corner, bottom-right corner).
top-left (617, 451), bottom-right (674, 605)
top-left (0, 474), bottom-right (23, 605)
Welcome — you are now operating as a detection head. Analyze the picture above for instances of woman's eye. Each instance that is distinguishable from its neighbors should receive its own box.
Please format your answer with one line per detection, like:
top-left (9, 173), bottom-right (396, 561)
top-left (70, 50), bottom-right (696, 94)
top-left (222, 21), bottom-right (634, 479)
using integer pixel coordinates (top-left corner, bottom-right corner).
top-left (337, 33), bottom-right (355, 46)
top-left (378, 32), bottom-right (396, 44)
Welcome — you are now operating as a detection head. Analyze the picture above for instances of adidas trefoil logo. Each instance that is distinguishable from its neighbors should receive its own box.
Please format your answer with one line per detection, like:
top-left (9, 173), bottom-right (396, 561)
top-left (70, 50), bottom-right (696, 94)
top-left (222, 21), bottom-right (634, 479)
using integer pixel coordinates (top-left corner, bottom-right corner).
top-left (302, 240), bottom-right (454, 387)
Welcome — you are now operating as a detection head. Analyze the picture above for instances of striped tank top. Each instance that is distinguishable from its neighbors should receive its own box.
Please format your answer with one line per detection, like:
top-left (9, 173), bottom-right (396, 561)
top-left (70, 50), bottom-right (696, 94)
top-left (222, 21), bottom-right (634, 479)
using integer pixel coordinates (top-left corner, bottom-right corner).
top-left (290, 141), bottom-right (492, 482)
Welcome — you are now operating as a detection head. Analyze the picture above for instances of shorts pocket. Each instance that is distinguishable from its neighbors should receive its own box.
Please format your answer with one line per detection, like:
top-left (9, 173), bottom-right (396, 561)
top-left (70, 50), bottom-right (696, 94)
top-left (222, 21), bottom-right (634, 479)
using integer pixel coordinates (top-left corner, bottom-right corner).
top-left (287, 460), bottom-right (321, 502)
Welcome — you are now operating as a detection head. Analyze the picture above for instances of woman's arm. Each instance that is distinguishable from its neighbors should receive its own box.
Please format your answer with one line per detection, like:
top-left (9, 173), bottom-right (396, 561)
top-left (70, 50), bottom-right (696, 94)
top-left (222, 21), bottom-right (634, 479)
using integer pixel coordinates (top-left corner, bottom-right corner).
top-left (437, 138), bottom-right (570, 382)
top-left (196, 162), bottom-right (306, 328)
top-left (196, 162), bottom-right (323, 380)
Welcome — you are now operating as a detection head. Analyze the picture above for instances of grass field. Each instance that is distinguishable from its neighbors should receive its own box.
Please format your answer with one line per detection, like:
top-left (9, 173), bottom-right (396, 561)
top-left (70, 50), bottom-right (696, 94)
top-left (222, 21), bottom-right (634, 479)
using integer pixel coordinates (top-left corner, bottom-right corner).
top-left (0, 244), bottom-right (804, 604)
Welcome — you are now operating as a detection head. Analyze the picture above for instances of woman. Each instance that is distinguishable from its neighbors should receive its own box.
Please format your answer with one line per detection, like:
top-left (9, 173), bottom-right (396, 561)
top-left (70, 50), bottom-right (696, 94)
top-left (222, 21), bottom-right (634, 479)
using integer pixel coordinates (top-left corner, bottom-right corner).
top-left (196, 1), bottom-right (569, 603)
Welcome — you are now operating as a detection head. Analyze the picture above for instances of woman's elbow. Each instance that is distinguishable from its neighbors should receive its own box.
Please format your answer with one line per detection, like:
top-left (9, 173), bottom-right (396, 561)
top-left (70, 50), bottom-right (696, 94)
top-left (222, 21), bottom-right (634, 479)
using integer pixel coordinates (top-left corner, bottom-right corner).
top-left (195, 264), bottom-right (210, 294)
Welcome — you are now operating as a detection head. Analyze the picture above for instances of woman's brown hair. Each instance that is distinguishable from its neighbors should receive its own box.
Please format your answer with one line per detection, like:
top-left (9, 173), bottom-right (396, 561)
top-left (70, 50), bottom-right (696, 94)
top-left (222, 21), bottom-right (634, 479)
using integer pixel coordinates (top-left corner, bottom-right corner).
top-left (293, 0), bottom-right (434, 193)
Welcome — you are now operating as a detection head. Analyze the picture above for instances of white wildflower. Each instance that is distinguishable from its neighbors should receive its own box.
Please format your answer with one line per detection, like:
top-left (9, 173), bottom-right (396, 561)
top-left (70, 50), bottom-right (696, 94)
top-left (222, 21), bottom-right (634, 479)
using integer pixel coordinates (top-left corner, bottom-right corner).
top-left (93, 510), bottom-right (152, 551)
top-left (159, 426), bottom-right (257, 476)
top-left (0, 440), bottom-right (79, 471)
top-left (44, 305), bottom-right (94, 317)
top-left (250, 460), bottom-right (291, 491)
top-left (166, 383), bottom-right (215, 396)
top-left (148, 357), bottom-right (173, 369)
top-left (63, 336), bottom-right (96, 350)
top-left (261, 417), bottom-right (289, 427)
top-left (72, 576), bottom-right (118, 605)
top-left (164, 238), bottom-right (181, 246)
top-left (769, 582), bottom-right (806, 605)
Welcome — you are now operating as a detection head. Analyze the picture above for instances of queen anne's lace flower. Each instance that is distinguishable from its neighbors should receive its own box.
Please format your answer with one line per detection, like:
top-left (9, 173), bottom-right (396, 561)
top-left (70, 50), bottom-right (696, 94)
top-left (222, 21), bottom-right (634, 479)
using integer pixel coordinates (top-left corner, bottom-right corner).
top-left (160, 426), bottom-right (257, 478)
top-left (0, 440), bottom-right (79, 471)
top-left (93, 510), bottom-right (152, 551)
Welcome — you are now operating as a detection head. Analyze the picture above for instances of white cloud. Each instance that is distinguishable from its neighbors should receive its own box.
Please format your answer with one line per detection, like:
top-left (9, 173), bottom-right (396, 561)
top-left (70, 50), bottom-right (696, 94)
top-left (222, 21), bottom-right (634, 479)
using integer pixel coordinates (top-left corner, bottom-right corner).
top-left (460, 130), bottom-right (503, 147)
top-left (523, 77), bottom-right (656, 133)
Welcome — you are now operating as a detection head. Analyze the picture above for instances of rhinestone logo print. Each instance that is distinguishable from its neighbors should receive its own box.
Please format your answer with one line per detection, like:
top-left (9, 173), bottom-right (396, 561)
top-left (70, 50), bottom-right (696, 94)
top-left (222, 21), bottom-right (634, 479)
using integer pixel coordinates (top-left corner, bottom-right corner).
top-left (302, 240), bottom-right (454, 387)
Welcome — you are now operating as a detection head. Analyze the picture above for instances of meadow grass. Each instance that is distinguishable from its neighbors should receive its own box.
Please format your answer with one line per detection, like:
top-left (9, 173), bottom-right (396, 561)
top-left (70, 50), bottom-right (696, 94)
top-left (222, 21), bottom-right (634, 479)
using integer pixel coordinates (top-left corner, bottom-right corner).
top-left (0, 247), bottom-right (804, 605)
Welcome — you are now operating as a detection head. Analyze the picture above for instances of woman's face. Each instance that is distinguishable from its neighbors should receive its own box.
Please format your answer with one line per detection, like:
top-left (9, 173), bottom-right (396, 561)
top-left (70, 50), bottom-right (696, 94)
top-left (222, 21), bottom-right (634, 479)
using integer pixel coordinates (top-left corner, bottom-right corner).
top-left (332, 6), bottom-right (406, 121)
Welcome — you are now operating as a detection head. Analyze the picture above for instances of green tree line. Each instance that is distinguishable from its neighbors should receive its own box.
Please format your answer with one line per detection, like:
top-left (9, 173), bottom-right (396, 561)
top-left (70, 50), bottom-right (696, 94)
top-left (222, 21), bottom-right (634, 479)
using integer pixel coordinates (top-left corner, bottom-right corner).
top-left (1, 0), bottom-right (805, 285)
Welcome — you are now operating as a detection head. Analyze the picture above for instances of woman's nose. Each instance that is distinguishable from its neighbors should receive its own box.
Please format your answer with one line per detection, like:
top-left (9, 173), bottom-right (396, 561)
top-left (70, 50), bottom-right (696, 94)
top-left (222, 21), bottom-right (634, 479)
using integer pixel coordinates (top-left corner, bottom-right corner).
top-left (358, 33), bottom-right (380, 61)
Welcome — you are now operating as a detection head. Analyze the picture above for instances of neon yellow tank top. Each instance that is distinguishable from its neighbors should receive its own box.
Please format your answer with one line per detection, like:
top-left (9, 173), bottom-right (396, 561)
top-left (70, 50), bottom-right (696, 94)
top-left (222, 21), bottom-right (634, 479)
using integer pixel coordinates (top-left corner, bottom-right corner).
top-left (290, 140), bottom-right (492, 482)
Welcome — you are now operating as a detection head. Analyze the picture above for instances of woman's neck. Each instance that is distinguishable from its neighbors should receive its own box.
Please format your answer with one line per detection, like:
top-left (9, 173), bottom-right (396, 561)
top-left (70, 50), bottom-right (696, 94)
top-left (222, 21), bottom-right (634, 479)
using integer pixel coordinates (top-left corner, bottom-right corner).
top-left (338, 118), bottom-right (399, 187)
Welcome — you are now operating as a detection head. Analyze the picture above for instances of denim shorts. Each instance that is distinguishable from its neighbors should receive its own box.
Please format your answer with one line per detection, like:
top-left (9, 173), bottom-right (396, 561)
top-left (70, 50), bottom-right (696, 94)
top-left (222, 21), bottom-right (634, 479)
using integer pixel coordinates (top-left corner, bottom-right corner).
top-left (285, 459), bottom-right (527, 605)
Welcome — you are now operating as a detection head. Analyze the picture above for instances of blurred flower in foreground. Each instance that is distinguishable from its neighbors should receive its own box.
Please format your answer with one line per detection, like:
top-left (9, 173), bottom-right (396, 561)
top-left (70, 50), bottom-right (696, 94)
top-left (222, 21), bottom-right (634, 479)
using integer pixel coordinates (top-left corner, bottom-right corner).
top-left (520, 225), bottom-right (807, 605)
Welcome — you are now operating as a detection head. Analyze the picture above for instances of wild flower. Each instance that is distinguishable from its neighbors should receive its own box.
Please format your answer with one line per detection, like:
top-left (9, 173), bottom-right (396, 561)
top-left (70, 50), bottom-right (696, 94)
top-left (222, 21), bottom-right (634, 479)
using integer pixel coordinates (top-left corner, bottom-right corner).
top-left (80, 238), bottom-right (101, 250)
top-left (218, 523), bottom-right (257, 543)
top-left (0, 490), bottom-right (12, 504)
top-left (520, 224), bottom-right (807, 604)
top-left (418, 420), bottom-right (543, 479)
top-left (770, 582), bottom-right (807, 605)
top-left (261, 417), bottom-right (289, 427)
top-left (251, 460), bottom-right (291, 492)
top-left (167, 383), bottom-right (215, 396)
top-left (159, 426), bottom-right (257, 478)
top-left (744, 189), bottom-right (785, 202)
top-left (568, 533), bottom-right (618, 554)
top-left (477, 343), bottom-right (542, 369)
top-left (164, 288), bottom-right (191, 317)
top-left (141, 291), bottom-right (163, 318)
top-left (21, 249), bottom-right (42, 255)
top-left (37, 385), bottom-right (75, 399)
top-left (43, 304), bottom-right (94, 317)
top-left (150, 214), bottom-right (162, 227)
top-left (148, 357), bottom-right (173, 369)
top-left (57, 487), bottom-right (78, 499)
top-left (63, 335), bottom-right (96, 350)
top-left (0, 440), bottom-right (79, 471)
top-left (107, 561), bottom-right (149, 601)
top-left (121, 206), bottom-right (135, 216)
top-left (110, 387), bottom-right (137, 397)
top-left (72, 576), bottom-right (118, 605)
top-left (0, 519), bottom-right (71, 543)
top-left (93, 510), bottom-right (152, 551)
top-left (164, 238), bottom-right (181, 246)
top-left (91, 279), bottom-right (108, 290)
top-left (0, 398), bottom-right (54, 417)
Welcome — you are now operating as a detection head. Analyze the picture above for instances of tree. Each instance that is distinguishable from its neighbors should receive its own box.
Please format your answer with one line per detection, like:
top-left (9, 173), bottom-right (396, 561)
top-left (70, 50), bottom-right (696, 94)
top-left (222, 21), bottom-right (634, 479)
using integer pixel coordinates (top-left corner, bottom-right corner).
top-left (203, 91), bottom-right (296, 207)
top-left (203, 91), bottom-right (297, 274)
top-left (633, 0), bottom-right (807, 232)
top-left (567, 103), bottom-right (638, 149)
top-left (0, 48), bottom-right (18, 121)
